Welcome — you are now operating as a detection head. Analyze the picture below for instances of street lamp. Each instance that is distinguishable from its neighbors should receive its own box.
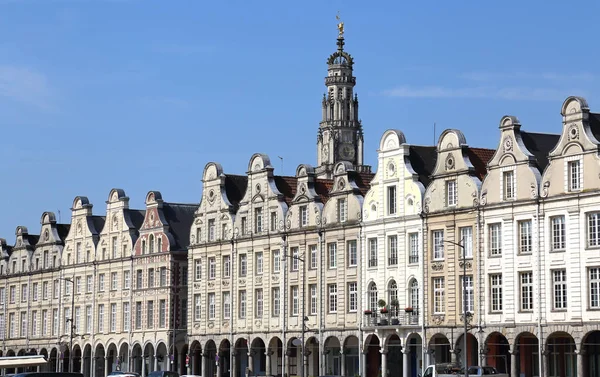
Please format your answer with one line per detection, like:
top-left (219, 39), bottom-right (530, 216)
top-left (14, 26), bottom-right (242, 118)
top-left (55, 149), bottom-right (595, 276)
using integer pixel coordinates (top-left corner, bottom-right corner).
top-left (442, 238), bottom-right (469, 377)
top-left (59, 277), bottom-right (75, 373)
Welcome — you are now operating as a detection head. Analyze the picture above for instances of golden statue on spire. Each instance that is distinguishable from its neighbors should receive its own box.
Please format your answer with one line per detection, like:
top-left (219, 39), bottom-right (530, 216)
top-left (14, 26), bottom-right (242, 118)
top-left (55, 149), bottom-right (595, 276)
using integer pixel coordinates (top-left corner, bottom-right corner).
top-left (336, 11), bottom-right (344, 37)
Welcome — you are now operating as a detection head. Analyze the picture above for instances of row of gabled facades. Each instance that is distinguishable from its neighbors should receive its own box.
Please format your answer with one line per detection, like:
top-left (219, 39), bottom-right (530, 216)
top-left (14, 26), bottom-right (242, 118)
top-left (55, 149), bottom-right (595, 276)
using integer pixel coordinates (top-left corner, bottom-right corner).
top-left (1, 96), bottom-right (600, 377)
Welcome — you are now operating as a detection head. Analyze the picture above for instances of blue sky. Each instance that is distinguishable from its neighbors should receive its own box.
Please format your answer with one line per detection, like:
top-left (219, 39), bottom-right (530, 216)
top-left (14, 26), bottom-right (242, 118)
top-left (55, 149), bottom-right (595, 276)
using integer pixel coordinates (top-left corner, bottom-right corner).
top-left (1, 0), bottom-right (599, 240)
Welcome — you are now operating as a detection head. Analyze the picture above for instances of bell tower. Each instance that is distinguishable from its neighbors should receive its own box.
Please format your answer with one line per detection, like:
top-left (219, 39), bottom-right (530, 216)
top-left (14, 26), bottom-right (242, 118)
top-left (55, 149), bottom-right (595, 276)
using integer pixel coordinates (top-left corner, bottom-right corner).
top-left (316, 20), bottom-right (369, 179)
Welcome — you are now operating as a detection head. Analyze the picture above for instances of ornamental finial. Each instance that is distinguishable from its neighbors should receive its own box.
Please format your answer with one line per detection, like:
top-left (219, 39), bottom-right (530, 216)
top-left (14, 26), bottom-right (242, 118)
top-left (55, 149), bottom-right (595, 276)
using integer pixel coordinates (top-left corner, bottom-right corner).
top-left (336, 11), bottom-right (344, 38)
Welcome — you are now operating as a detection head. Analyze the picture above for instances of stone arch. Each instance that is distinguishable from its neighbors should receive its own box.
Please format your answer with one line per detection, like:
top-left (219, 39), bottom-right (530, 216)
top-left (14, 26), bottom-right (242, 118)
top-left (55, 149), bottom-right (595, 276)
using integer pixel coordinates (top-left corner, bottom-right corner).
top-left (248, 153), bottom-right (272, 173)
top-left (118, 342), bottom-right (129, 372)
top-left (581, 330), bottom-right (600, 377)
top-left (143, 343), bottom-right (155, 374)
top-left (324, 336), bottom-right (341, 376)
top-left (95, 343), bottom-right (106, 377)
top-left (106, 342), bottom-right (119, 374)
top-left (72, 196), bottom-right (91, 210)
top-left (561, 95), bottom-right (589, 116)
top-left (108, 188), bottom-right (127, 203)
top-left (342, 335), bottom-right (360, 377)
top-left (188, 341), bottom-right (202, 376)
top-left (484, 332), bottom-right (510, 374)
top-left (250, 337), bottom-right (266, 376)
top-left (131, 343), bottom-right (143, 376)
top-left (145, 191), bottom-right (163, 205)
top-left (379, 129), bottom-right (407, 151)
top-left (428, 333), bottom-right (451, 365)
top-left (514, 331), bottom-right (539, 377)
top-left (386, 334), bottom-right (403, 377)
top-left (546, 331), bottom-right (576, 377)
top-left (219, 339), bottom-right (231, 377)
top-left (499, 154), bottom-right (517, 166)
top-left (499, 115), bottom-right (521, 130)
top-left (333, 161), bottom-right (354, 175)
top-left (72, 344), bottom-right (83, 374)
top-left (233, 338), bottom-right (248, 377)
top-left (364, 334), bottom-right (381, 377)
top-left (41, 211), bottom-right (57, 225)
top-left (82, 344), bottom-right (92, 377)
top-left (437, 129), bottom-right (467, 151)
top-left (156, 342), bottom-right (169, 372)
top-left (455, 333), bottom-right (479, 370)
top-left (295, 164), bottom-right (315, 177)
top-left (203, 162), bottom-right (224, 182)
top-left (405, 333), bottom-right (424, 377)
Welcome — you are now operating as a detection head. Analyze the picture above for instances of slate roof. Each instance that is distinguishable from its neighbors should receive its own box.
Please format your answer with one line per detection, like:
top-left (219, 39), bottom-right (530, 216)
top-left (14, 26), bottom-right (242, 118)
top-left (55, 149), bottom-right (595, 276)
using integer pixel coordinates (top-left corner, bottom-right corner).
top-left (408, 146), bottom-right (438, 187)
top-left (26, 234), bottom-right (40, 247)
top-left (91, 216), bottom-right (106, 235)
top-left (588, 112), bottom-right (600, 143)
top-left (467, 147), bottom-right (496, 180)
top-left (274, 176), bottom-right (298, 206)
top-left (225, 175), bottom-right (248, 211)
top-left (56, 224), bottom-right (71, 243)
top-left (125, 209), bottom-right (146, 230)
top-left (520, 131), bottom-right (560, 173)
top-left (163, 203), bottom-right (199, 250)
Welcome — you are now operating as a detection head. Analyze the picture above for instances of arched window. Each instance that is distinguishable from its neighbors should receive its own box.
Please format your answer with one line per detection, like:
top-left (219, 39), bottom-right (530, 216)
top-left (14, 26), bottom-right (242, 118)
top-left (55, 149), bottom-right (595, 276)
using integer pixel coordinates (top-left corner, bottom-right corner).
top-left (141, 240), bottom-right (146, 255)
top-left (157, 236), bottom-right (162, 252)
top-left (388, 280), bottom-right (398, 306)
top-left (410, 279), bottom-right (419, 313)
top-left (149, 235), bottom-right (155, 253)
top-left (368, 283), bottom-right (378, 311)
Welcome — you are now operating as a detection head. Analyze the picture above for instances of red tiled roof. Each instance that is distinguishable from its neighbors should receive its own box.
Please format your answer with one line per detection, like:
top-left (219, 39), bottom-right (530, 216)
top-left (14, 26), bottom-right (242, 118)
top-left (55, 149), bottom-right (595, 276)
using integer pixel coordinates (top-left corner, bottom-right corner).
top-left (315, 179), bottom-right (334, 204)
top-left (467, 147), bottom-right (496, 180)
top-left (274, 176), bottom-right (298, 206)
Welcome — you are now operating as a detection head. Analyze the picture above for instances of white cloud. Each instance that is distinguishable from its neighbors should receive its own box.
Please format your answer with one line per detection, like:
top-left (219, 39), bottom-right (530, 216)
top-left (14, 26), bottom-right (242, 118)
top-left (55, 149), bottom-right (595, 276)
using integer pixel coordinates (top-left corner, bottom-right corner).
top-left (0, 65), bottom-right (53, 109)
top-left (459, 71), bottom-right (597, 82)
top-left (382, 85), bottom-right (583, 101)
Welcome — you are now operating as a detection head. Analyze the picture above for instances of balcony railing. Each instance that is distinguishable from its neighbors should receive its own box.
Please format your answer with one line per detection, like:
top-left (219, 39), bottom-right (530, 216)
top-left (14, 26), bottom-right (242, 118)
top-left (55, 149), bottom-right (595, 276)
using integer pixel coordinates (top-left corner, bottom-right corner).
top-left (363, 310), bottom-right (419, 327)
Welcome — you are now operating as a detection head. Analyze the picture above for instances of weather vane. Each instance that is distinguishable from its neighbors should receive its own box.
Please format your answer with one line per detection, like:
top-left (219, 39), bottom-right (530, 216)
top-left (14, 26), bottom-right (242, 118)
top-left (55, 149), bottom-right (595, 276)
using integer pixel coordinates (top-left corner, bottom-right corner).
top-left (336, 11), bottom-right (344, 38)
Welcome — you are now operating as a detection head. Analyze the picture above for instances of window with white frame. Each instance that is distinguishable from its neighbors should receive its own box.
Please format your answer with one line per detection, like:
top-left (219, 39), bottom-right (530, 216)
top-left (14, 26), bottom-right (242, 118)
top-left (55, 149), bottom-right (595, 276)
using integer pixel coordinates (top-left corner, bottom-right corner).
top-left (52, 309), bottom-right (58, 335)
top-left (553, 269), bottom-right (567, 310)
top-left (223, 292), bottom-right (231, 319)
top-left (272, 287), bottom-right (280, 317)
top-left (20, 311), bottom-right (27, 337)
top-left (42, 282), bottom-right (48, 299)
top-left (388, 235), bottom-right (398, 265)
top-left (122, 303), bottom-right (130, 331)
top-left (368, 238), bottom-right (377, 267)
top-left (589, 268), bottom-right (600, 309)
top-left (338, 198), bottom-right (347, 222)
top-left (462, 275), bottom-right (474, 313)
top-left (387, 186), bottom-right (397, 215)
top-left (489, 223), bottom-right (502, 256)
top-left (310, 245), bottom-right (318, 269)
top-left (193, 294), bottom-right (201, 321)
top-left (255, 252), bottom-right (263, 275)
top-left (328, 284), bottom-right (337, 313)
top-left (291, 247), bottom-right (299, 271)
top-left (410, 280), bottom-right (419, 313)
top-left (588, 213), bottom-right (600, 248)
top-left (32, 310), bottom-right (37, 337)
top-left (134, 302), bottom-right (141, 330)
top-left (99, 273), bottom-right (106, 292)
top-left (208, 257), bottom-right (216, 279)
top-left (110, 303), bottom-right (117, 332)
top-left (433, 230), bottom-right (444, 260)
top-left (568, 159), bottom-right (581, 192)
top-left (111, 272), bottom-right (118, 290)
top-left (223, 255), bottom-right (231, 278)
top-left (272, 250), bottom-right (280, 273)
top-left (409, 233), bottom-right (419, 264)
top-left (239, 290), bottom-right (246, 319)
top-left (32, 282), bottom-right (38, 301)
top-left (208, 219), bottom-right (215, 242)
top-left (97, 304), bottom-right (104, 333)
top-left (239, 254), bottom-right (247, 276)
top-left (255, 289), bottom-right (263, 317)
top-left (348, 282), bottom-right (357, 312)
top-left (194, 259), bottom-right (202, 280)
top-left (503, 170), bottom-right (515, 200)
top-left (159, 300), bottom-right (166, 328)
top-left (8, 313), bottom-right (15, 338)
top-left (310, 284), bottom-right (317, 315)
top-left (551, 216), bottom-right (566, 251)
top-left (446, 179), bottom-right (457, 206)
top-left (388, 280), bottom-right (398, 306)
top-left (255, 208), bottom-right (263, 233)
top-left (518, 220), bottom-right (532, 254)
top-left (490, 274), bottom-right (503, 312)
top-left (147, 301), bottom-right (154, 328)
top-left (433, 278), bottom-right (445, 314)
top-left (291, 286), bottom-right (299, 316)
top-left (241, 217), bottom-right (247, 235)
top-left (43, 310), bottom-right (49, 335)
top-left (208, 293), bottom-right (216, 319)
top-left (520, 272), bottom-right (533, 311)
top-left (347, 240), bottom-right (357, 266)
top-left (300, 206), bottom-right (308, 227)
top-left (460, 227), bottom-right (473, 258)
top-left (270, 211), bottom-right (277, 232)
top-left (368, 283), bottom-right (378, 311)
top-left (328, 242), bottom-right (337, 268)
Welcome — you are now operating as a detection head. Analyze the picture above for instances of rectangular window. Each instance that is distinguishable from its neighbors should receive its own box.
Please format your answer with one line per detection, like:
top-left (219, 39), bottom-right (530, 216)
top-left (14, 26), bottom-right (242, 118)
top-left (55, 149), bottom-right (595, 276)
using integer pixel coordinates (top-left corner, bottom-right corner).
top-left (110, 303), bottom-right (117, 332)
top-left (460, 227), bottom-right (473, 258)
top-left (446, 179), bottom-right (457, 206)
top-left (348, 282), bottom-right (357, 312)
top-left (223, 292), bottom-right (231, 319)
top-left (9, 313), bottom-right (15, 338)
top-left (291, 247), bottom-right (299, 271)
top-left (75, 307), bottom-right (81, 335)
top-left (209, 257), bottom-right (216, 279)
top-left (589, 268), bottom-right (600, 309)
top-left (409, 233), bottom-right (419, 264)
top-left (490, 274), bottom-right (503, 312)
top-left (433, 230), bottom-right (444, 260)
top-left (119, 303), bottom-right (128, 331)
top-left (194, 259), bottom-right (202, 280)
top-left (338, 198), bottom-right (347, 222)
top-left (239, 290), bottom-right (246, 319)
top-left (32, 282), bottom-right (38, 301)
top-left (272, 250), bottom-right (280, 273)
top-left (181, 299), bottom-right (187, 328)
top-left (519, 220), bottom-right (532, 254)
top-left (255, 252), bottom-right (263, 275)
top-left (98, 304), bottom-right (104, 333)
top-left (148, 268), bottom-right (155, 288)
top-left (42, 310), bottom-right (48, 336)
top-left (43, 250), bottom-right (49, 268)
top-left (300, 206), bottom-right (308, 227)
top-left (208, 219), bottom-right (215, 241)
top-left (85, 275), bottom-right (92, 293)
top-left (9, 285), bottom-right (15, 303)
top-left (75, 277), bottom-right (82, 294)
top-left (111, 272), bottom-right (118, 290)
top-left (32, 310), bottom-right (37, 336)
top-left (76, 242), bottom-right (81, 264)
top-left (21, 284), bottom-right (27, 302)
top-left (503, 171), bottom-right (515, 200)
top-left (255, 289), bottom-right (263, 317)
top-left (462, 276), bottom-right (474, 313)
top-left (272, 287), bottom-right (280, 317)
top-left (489, 223), bottom-right (502, 256)
top-left (208, 293), bottom-right (216, 319)
top-left (433, 277), bottom-right (445, 314)
top-left (135, 302), bottom-right (142, 329)
top-left (239, 254), bottom-right (247, 276)
top-left (553, 270), bottom-right (567, 310)
top-left (328, 284), bottom-right (337, 313)
top-left (387, 186), bottom-right (397, 215)
top-left (310, 245), bottom-right (318, 269)
top-left (111, 237), bottom-right (117, 258)
top-left (255, 208), bottom-right (263, 233)
top-left (270, 211), bottom-right (277, 232)
top-left (588, 213), bottom-right (600, 248)
top-left (223, 256), bottom-right (231, 278)
top-left (135, 270), bottom-right (142, 289)
top-left (368, 238), bottom-right (377, 267)
top-left (194, 294), bottom-right (201, 321)
top-left (291, 286), bottom-right (299, 316)
top-left (147, 301), bottom-right (154, 328)
top-left (241, 217), bottom-right (247, 235)
top-left (388, 235), bottom-right (398, 265)
top-left (551, 216), bottom-right (566, 250)
top-left (222, 224), bottom-right (227, 240)
top-left (159, 300), bottom-right (166, 327)
top-left (84, 305), bottom-right (92, 333)
top-left (42, 282), bottom-right (48, 300)
top-left (310, 284), bottom-right (317, 315)
top-left (568, 160), bottom-right (581, 191)
top-left (20, 311), bottom-right (27, 337)
top-left (52, 309), bottom-right (58, 336)
top-left (123, 271), bottom-right (130, 290)
top-left (347, 240), bottom-right (357, 266)
top-left (328, 242), bottom-right (337, 268)
top-left (520, 272), bottom-right (534, 311)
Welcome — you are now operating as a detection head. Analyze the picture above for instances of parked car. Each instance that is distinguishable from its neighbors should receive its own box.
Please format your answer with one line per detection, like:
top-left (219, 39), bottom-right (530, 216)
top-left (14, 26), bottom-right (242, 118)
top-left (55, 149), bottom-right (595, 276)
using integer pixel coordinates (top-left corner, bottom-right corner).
top-left (466, 366), bottom-right (506, 376)
top-left (148, 371), bottom-right (180, 377)
top-left (109, 372), bottom-right (141, 377)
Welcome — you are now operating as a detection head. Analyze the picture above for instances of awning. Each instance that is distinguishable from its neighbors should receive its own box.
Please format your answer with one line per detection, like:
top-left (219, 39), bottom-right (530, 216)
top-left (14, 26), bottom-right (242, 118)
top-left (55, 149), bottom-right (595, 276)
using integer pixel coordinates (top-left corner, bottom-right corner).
top-left (0, 356), bottom-right (48, 368)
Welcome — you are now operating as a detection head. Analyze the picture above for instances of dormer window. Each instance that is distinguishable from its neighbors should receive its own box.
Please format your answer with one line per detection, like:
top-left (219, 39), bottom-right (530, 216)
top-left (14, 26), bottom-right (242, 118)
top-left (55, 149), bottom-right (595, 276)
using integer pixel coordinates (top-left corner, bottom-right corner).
top-left (338, 199), bottom-right (347, 222)
top-left (270, 212), bottom-right (277, 232)
top-left (300, 206), bottom-right (308, 227)
top-left (387, 186), bottom-right (397, 215)
top-left (208, 219), bottom-right (215, 242)
top-left (141, 240), bottom-right (146, 255)
top-left (149, 235), bottom-right (155, 253)
top-left (446, 180), bottom-right (457, 207)
top-left (255, 208), bottom-right (263, 233)
top-left (76, 242), bottom-right (81, 264)
top-left (21, 260), bottom-right (26, 272)
top-left (568, 160), bottom-right (582, 192)
top-left (503, 171), bottom-right (515, 200)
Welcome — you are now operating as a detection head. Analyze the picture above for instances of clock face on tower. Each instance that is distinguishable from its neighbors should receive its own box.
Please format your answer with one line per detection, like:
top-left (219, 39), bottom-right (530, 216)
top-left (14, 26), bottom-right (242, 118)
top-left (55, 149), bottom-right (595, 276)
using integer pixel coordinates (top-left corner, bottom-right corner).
top-left (339, 144), bottom-right (356, 160)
